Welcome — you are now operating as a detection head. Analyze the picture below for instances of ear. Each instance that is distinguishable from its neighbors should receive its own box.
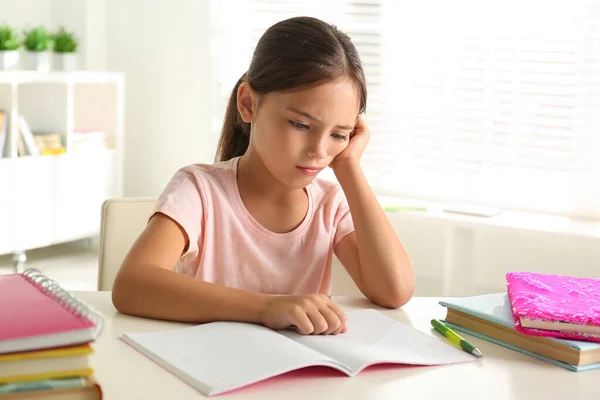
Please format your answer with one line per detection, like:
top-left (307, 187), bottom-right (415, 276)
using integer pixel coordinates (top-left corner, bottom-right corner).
top-left (237, 82), bottom-right (257, 123)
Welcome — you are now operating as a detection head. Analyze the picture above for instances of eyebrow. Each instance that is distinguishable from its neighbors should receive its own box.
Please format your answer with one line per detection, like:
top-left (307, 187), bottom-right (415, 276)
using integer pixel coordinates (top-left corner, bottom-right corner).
top-left (286, 107), bottom-right (355, 131)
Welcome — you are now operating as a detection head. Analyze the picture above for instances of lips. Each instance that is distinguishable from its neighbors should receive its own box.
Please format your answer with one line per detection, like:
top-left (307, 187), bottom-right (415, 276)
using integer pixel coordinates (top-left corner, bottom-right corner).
top-left (297, 166), bottom-right (324, 176)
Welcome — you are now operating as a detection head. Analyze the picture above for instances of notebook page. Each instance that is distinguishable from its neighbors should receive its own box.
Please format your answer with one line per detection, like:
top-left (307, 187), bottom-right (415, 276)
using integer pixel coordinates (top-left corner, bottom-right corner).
top-left (279, 309), bottom-right (477, 375)
top-left (122, 321), bottom-right (342, 396)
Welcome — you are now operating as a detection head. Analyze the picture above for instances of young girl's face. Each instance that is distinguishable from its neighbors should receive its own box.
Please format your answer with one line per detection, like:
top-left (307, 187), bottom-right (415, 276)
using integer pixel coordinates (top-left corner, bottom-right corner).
top-left (246, 79), bottom-right (360, 189)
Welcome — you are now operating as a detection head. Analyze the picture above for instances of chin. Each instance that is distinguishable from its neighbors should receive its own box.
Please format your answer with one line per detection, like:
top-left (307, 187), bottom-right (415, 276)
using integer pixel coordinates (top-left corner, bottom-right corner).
top-left (286, 174), bottom-right (317, 190)
top-left (288, 178), bottom-right (314, 190)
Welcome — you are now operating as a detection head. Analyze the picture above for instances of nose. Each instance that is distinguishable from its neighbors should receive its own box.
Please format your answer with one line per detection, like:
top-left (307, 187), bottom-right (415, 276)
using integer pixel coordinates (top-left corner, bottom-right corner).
top-left (307, 133), bottom-right (328, 160)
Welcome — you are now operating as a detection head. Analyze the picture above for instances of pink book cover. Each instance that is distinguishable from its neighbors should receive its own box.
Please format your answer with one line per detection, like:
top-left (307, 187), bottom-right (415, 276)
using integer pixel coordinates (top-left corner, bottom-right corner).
top-left (0, 272), bottom-right (96, 343)
top-left (506, 271), bottom-right (600, 343)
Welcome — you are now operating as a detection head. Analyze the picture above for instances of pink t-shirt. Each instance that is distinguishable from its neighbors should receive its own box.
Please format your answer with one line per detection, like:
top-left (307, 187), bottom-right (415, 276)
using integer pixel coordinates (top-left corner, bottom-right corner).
top-left (153, 157), bottom-right (355, 295)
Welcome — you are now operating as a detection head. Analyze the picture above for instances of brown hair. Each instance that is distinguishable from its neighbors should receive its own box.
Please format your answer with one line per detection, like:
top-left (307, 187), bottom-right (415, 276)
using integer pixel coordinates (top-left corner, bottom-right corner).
top-left (215, 16), bottom-right (367, 162)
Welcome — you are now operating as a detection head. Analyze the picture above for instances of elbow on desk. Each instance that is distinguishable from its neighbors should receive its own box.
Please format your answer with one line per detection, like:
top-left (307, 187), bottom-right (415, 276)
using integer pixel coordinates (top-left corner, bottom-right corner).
top-left (111, 280), bottom-right (128, 314)
top-left (374, 286), bottom-right (414, 309)
top-left (111, 271), bottom-right (137, 315)
top-left (367, 271), bottom-right (415, 309)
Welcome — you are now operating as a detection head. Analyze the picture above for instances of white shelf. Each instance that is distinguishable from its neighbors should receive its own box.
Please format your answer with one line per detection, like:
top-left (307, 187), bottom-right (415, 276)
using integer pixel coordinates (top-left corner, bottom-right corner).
top-left (0, 71), bottom-right (125, 256)
top-left (0, 71), bottom-right (124, 85)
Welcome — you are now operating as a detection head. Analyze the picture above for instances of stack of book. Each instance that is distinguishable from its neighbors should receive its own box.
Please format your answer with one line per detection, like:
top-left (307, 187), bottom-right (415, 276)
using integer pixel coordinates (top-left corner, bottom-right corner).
top-left (33, 132), bottom-right (66, 155)
top-left (0, 269), bottom-right (104, 398)
top-left (440, 272), bottom-right (600, 371)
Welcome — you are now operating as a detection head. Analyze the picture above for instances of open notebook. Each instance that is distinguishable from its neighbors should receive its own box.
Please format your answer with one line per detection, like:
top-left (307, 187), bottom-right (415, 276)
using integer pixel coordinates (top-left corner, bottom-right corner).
top-left (122, 309), bottom-right (478, 396)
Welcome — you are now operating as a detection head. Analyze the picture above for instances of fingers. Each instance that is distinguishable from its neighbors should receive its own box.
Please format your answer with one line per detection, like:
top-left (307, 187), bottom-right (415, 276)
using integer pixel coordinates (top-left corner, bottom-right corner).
top-left (304, 309), bottom-right (327, 334)
top-left (353, 115), bottom-right (368, 136)
top-left (306, 296), bottom-right (346, 335)
top-left (318, 306), bottom-right (343, 335)
top-left (280, 295), bottom-right (348, 335)
top-left (290, 306), bottom-right (315, 335)
top-left (327, 302), bottom-right (347, 335)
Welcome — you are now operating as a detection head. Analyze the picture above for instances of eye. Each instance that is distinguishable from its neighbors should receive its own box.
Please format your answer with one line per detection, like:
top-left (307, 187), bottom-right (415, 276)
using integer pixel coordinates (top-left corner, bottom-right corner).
top-left (331, 133), bottom-right (349, 141)
top-left (289, 120), bottom-right (309, 130)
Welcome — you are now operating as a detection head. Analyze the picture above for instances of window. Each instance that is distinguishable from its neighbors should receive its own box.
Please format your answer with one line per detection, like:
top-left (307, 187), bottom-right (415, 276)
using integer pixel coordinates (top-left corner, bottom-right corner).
top-left (211, 0), bottom-right (600, 219)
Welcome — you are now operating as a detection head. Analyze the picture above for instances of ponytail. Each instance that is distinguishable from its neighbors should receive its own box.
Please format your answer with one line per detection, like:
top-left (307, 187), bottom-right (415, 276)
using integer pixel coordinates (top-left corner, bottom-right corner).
top-left (214, 73), bottom-right (252, 162)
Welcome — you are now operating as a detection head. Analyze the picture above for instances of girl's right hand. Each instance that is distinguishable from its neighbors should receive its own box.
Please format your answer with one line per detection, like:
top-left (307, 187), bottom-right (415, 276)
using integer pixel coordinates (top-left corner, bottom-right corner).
top-left (260, 294), bottom-right (348, 335)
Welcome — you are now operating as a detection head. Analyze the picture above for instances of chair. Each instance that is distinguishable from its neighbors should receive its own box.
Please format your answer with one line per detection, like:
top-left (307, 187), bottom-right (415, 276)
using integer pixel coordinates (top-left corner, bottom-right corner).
top-left (97, 198), bottom-right (156, 290)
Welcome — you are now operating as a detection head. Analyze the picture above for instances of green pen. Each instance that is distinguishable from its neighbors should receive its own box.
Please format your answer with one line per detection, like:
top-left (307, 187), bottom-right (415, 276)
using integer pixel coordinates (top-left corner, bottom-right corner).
top-left (431, 319), bottom-right (483, 358)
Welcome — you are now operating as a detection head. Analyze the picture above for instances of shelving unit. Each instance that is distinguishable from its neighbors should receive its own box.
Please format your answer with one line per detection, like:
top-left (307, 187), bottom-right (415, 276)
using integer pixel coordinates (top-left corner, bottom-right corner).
top-left (0, 71), bottom-right (125, 267)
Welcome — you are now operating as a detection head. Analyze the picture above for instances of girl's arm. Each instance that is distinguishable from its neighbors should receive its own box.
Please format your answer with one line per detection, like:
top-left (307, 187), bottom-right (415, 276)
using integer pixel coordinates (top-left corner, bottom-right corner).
top-left (112, 213), bottom-right (269, 323)
top-left (332, 117), bottom-right (415, 309)
top-left (112, 213), bottom-right (347, 334)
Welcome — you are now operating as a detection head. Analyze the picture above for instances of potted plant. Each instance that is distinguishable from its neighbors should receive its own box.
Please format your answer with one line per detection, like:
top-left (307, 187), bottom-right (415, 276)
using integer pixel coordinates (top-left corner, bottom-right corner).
top-left (22, 26), bottom-right (53, 71)
top-left (0, 24), bottom-right (20, 70)
top-left (53, 27), bottom-right (78, 71)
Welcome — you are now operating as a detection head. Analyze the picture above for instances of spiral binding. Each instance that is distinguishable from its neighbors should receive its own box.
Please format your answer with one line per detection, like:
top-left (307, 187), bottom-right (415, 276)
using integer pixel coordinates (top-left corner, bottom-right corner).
top-left (22, 268), bottom-right (104, 339)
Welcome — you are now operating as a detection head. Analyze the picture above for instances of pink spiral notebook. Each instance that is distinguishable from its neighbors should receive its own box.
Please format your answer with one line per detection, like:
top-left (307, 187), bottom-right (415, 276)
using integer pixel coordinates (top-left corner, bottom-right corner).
top-left (506, 271), bottom-right (600, 343)
top-left (0, 269), bottom-right (103, 354)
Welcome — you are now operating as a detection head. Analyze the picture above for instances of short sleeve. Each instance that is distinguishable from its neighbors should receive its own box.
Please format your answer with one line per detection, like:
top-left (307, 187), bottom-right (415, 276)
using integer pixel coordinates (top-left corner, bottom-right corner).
top-left (153, 167), bottom-right (204, 256)
top-left (333, 188), bottom-right (355, 247)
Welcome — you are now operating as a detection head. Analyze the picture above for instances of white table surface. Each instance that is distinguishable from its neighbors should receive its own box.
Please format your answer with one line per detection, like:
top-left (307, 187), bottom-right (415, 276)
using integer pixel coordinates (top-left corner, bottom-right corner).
top-left (77, 291), bottom-right (600, 400)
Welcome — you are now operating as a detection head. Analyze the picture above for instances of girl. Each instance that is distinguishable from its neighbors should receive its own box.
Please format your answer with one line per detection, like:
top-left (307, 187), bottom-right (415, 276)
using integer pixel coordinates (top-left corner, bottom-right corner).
top-left (112, 16), bottom-right (414, 335)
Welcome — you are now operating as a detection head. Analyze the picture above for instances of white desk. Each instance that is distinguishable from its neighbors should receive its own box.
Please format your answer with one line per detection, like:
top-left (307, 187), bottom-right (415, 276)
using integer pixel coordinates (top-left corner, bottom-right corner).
top-left (78, 292), bottom-right (599, 400)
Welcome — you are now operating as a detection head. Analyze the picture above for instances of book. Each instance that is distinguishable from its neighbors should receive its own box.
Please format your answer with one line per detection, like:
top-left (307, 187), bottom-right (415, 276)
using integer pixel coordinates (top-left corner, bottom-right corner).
top-left (0, 377), bottom-right (86, 394)
top-left (122, 309), bottom-right (479, 397)
top-left (17, 115), bottom-right (39, 156)
top-left (0, 376), bottom-right (102, 399)
top-left (0, 110), bottom-right (6, 158)
top-left (0, 269), bottom-right (104, 354)
top-left (506, 271), bottom-right (600, 342)
top-left (439, 293), bottom-right (600, 371)
top-left (0, 344), bottom-right (93, 383)
top-left (33, 133), bottom-right (64, 154)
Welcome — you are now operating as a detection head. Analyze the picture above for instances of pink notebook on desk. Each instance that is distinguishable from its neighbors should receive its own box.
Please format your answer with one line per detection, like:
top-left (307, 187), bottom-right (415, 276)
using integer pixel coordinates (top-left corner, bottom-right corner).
top-left (0, 269), bottom-right (103, 354)
top-left (506, 271), bottom-right (600, 343)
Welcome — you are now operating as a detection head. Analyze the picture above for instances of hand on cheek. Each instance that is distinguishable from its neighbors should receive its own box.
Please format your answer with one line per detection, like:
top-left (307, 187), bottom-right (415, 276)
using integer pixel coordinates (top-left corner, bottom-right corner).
top-left (330, 115), bottom-right (370, 172)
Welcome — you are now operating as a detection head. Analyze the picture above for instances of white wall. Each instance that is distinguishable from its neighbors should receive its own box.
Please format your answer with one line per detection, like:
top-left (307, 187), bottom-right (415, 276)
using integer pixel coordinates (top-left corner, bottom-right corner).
top-left (51, 0), bottom-right (107, 71)
top-left (105, 0), bottom-right (215, 197)
top-left (0, 0), bottom-right (53, 27)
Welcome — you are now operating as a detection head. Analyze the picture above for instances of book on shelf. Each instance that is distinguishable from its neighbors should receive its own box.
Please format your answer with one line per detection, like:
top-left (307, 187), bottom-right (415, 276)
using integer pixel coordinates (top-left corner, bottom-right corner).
top-left (439, 293), bottom-right (600, 371)
top-left (506, 271), bottom-right (600, 342)
top-left (17, 115), bottom-right (39, 157)
top-left (73, 130), bottom-right (107, 152)
top-left (0, 110), bottom-right (6, 158)
top-left (33, 132), bottom-right (65, 155)
top-left (16, 129), bottom-right (26, 157)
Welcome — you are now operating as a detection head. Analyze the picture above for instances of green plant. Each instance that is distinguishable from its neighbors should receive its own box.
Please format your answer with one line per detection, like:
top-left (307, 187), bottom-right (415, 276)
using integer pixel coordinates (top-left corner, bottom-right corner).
top-left (0, 24), bottom-right (20, 51)
top-left (23, 26), bottom-right (53, 52)
top-left (53, 26), bottom-right (78, 53)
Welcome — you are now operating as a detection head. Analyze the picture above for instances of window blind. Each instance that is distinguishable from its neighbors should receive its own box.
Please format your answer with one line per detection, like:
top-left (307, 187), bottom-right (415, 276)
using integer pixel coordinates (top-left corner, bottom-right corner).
top-left (210, 0), bottom-right (600, 219)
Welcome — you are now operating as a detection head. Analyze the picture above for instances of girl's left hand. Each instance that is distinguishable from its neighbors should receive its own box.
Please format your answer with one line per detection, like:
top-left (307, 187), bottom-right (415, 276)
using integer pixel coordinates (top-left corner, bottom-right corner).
top-left (330, 115), bottom-right (370, 171)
